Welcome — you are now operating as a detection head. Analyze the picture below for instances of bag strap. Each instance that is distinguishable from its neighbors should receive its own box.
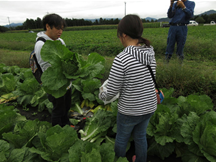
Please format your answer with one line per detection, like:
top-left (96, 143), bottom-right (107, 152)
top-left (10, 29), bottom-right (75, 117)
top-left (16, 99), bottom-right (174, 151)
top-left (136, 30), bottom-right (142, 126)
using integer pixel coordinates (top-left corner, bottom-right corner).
top-left (36, 37), bottom-right (46, 43)
top-left (147, 65), bottom-right (161, 94)
top-left (33, 37), bottom-right (46, 74)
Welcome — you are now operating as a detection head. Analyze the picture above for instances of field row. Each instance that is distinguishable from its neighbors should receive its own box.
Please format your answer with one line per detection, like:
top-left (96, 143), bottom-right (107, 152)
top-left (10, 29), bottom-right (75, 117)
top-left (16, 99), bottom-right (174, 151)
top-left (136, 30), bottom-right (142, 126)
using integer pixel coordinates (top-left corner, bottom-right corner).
top-left (0, 26), bottom-right (216, 59)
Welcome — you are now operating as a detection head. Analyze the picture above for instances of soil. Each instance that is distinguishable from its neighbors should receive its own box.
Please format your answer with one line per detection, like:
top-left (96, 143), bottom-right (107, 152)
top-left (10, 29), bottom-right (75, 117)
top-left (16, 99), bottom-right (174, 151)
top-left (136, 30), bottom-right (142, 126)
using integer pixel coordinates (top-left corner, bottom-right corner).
top-left (15, 104), bottom-right (52, 123)
top-left (12, 103), bottom-right (183, 162)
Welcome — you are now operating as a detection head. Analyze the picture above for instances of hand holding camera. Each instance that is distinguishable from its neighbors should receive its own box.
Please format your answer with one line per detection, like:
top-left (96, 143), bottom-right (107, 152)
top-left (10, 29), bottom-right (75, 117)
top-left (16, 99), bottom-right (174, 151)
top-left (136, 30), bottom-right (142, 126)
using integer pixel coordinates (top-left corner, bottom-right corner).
top-left (177, 1), bottom-right (186, 9)
top-left (170, 0), bottom-right (174, 7)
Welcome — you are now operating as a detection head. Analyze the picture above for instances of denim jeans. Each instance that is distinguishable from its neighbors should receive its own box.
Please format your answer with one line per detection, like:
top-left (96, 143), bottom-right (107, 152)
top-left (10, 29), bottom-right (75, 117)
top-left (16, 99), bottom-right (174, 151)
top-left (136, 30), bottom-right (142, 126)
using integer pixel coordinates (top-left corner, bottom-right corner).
top-left (165, 25), bottom-right (188, 61)
top-left (115, 112), bottom-right (154, 162)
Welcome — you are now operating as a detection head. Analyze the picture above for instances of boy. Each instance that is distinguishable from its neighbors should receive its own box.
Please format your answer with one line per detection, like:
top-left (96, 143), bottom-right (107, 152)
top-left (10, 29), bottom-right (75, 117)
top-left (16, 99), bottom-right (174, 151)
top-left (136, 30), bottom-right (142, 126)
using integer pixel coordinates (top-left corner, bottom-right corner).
top-left (34, 13), bottom-right (71, 127)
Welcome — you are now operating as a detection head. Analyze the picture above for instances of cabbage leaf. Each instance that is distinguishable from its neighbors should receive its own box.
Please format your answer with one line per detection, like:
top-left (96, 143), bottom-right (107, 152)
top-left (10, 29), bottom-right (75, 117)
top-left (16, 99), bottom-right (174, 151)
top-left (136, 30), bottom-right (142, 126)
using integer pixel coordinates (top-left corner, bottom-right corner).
top-left (79, 109), bottom-right (115, 142)
top-left (193, 111), bottom-right (216, 162)
top-left (40, 40), bottom-right (105, 99)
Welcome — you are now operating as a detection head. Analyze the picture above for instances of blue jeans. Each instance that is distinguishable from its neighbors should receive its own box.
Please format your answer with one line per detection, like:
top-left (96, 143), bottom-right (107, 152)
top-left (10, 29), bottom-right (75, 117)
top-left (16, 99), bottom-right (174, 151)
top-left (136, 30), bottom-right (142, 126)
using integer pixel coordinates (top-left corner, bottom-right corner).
top-left (115, 112), bottom-right (154, 162)
top-left (165, 25), bottom-right (188, 60)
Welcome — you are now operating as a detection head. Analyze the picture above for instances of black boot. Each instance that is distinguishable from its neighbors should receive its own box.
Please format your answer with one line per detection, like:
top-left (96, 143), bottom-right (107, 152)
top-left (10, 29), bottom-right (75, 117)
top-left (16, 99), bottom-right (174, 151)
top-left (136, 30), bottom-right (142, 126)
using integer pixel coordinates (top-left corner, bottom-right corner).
top-left (178, 56), bottom-right (184, 65)
top-left (164, 54), bottom-right (172, 64)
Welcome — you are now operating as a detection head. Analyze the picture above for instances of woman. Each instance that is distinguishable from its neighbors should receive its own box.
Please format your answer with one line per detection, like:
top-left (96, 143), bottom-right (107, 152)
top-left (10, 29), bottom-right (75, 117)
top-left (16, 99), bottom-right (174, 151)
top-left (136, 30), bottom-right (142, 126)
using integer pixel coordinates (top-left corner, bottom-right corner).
top-left (99, 14), bottom-right (157, 162)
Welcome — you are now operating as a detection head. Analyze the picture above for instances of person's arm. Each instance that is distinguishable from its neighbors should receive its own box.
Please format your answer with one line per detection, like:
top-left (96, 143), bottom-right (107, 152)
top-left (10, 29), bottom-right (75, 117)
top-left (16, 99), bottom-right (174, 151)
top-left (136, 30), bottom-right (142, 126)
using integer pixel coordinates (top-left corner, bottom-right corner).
top-left (178, 1), bottom-right (195, 19)
top-left (34, 41), bottom-right (51, 72)
top-left (167, 0), bottom-right (175, 18)
top-left (183, 1), bottom-right (195, 19)
top-left (99, 56), bottom-right (124, 101)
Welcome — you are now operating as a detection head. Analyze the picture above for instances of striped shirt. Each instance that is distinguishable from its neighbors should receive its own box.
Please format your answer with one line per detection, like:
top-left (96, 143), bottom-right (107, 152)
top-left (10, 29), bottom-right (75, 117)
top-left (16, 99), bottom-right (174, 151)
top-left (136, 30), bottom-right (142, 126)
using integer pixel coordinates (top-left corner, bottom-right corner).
top-left (100, 45), bottom-right (157, 116)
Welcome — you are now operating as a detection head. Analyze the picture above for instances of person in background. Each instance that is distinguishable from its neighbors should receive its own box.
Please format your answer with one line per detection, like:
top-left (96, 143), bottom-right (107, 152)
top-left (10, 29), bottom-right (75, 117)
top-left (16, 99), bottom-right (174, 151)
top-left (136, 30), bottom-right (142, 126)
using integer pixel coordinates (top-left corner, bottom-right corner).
top-left (165, 0), bottom-right (195, 63)
top-left (99, 14), bottom-right (157, 162)
top-left (34, 13), bottom-right (72, 127)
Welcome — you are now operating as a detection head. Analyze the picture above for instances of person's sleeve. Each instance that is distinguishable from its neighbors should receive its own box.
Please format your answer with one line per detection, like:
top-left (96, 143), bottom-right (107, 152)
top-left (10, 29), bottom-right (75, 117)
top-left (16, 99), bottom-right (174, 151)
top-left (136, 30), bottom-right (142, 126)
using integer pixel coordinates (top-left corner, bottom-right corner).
top-left (167, 5), bottom-right (175, 18)
top-left (99, 56), bottom-right (124, 101)
top-left (184, 1), bottom-right (195, 19)
top-left (59, 38), bottom-right (66, 46)
top-left (34, 41), bottom-right (51, 72)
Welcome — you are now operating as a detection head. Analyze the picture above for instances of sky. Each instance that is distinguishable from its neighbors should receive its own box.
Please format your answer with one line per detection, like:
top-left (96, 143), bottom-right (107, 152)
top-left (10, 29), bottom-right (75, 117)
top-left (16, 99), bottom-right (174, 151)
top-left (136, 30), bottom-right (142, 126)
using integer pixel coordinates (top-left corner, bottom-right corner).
top-left (0, 0), bottom-right (216, 26)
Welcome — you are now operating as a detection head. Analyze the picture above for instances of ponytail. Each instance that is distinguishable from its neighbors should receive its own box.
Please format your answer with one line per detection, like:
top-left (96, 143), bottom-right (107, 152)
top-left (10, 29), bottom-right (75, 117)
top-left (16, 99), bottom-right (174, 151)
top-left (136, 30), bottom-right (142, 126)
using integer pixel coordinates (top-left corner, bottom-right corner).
top-left (139, 37), bottom-right (150, 47)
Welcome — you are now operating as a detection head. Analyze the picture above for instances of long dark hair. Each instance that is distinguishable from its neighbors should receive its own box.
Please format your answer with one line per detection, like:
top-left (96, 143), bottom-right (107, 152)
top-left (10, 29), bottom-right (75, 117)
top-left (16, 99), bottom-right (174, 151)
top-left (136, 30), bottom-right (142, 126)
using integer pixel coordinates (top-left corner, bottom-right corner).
top-left (117, 14), bottom-right (150, 47)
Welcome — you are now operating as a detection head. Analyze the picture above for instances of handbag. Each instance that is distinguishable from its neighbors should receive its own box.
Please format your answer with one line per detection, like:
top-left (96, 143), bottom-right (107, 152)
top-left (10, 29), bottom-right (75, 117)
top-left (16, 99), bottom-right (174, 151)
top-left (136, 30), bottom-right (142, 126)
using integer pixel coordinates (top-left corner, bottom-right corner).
top-left (147, 65), bottom-right (164, 104)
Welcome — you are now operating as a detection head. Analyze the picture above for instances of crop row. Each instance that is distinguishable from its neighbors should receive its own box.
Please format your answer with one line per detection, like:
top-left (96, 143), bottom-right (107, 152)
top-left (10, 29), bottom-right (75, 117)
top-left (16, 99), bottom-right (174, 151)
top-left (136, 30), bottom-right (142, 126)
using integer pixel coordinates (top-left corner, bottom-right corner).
top-left (0, 26), bottom-right (216, 60)
top-left (1, 54), bottom-right (216, 162)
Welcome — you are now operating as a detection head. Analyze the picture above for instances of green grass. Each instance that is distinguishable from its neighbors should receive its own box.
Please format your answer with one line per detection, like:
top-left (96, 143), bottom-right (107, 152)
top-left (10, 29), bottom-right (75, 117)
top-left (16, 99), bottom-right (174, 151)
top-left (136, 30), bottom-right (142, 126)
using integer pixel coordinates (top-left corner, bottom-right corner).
top-left (1, 48), bottom-right (216, 107)
top-left (0, 49), bottom-right (30, 67)
top-left (156, 58), bottom-right (216, 96)
top-left (1, 26), bottom-right (216, 59)
top-left (1, 26), bottom-right (216, 106)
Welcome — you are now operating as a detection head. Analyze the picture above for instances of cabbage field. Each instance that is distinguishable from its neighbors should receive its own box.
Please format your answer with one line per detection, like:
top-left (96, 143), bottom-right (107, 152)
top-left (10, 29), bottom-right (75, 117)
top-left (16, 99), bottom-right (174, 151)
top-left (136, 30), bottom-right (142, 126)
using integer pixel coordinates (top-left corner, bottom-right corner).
top-left (0, 25), bottom-right (216, 162)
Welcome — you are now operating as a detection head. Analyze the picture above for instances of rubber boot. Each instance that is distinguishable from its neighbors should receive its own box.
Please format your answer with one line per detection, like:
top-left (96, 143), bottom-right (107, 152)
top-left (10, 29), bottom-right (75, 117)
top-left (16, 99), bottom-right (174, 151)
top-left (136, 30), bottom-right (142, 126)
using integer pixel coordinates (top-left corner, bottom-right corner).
top-left (178, 55), bottom-right (184, 65)
top-left (164, 54), bottom-right (172, 64)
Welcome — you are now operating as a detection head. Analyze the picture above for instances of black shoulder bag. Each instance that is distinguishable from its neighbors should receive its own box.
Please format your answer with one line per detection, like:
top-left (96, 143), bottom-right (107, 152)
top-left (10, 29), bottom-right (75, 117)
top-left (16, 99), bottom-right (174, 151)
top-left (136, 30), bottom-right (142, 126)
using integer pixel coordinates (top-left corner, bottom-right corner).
top-left (147, 65), bottom-right (164, 104)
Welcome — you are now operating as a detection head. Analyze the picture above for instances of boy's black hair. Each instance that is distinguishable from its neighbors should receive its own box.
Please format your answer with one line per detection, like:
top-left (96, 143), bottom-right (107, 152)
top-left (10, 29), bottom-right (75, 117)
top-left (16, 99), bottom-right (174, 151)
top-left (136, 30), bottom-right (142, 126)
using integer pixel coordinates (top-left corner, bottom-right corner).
top-left (42, 13), bottom-right (67, 31)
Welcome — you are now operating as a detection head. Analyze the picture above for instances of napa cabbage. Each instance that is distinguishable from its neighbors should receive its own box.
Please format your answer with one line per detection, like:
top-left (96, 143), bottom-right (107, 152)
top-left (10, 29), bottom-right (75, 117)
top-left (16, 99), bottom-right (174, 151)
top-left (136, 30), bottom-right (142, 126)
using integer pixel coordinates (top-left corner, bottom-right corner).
top-left (40, 40), bottom-right (105, 99)
top-left (192, 111), bottom-right (216, 162)
top-left (0, 104), bottom-right (26, 138)
top-left (79, 109), bottom-right (116, 142)
top-left (30, 125), bottom-right (78, 161)
top-left (147, 88), bottom-right (216, 161)
top-left (0, 73), bottom-right (17, 95)
top-left (2, 120), bottom-right (51, 148)
top-left (12, 69), bottom-right (53, 112)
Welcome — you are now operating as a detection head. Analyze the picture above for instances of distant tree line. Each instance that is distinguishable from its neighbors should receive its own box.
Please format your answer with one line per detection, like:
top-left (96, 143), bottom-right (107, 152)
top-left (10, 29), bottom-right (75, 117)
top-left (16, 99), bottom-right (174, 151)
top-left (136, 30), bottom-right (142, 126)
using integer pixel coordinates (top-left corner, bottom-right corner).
top-left (193, 13), bottom-right (216, 23)
top-left (0, 26), bottom-right (8, 32)
top-left (1, 17), bottom-right (122, 31)
top-left (1, 13), bottom-right (216, 32)
top-left (0, 16), bottom-right (158, 32)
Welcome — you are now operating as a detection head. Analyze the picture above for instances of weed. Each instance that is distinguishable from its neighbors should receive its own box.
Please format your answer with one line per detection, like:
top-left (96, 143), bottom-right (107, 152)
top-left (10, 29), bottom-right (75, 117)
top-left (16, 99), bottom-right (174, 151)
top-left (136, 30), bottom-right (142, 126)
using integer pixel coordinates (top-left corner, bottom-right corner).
top-left (22, 105), bottom-right (29, 111)
top-left (32, 112), bottom-right (37, 116)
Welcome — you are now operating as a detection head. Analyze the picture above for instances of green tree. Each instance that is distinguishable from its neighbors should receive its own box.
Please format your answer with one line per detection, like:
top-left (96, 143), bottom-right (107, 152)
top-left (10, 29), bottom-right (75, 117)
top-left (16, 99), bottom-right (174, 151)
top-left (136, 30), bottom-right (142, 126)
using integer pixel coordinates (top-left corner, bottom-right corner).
top-left (201, 14), bottom-right (209, 23)
top-left (209, 13), bottom-right (216, 22)
top-left (0, 25), bottom-right (9, 32)
top-left (35, 17), bottom-right (43, 28)
top-left (94, 19), bottom-right (99, 25)
top-left (15, 25), bottom-right (24, 30)
top-left (23, 18), bottom-right (36, 29)
top-left (114, 18), bottom-right (120, 24)
top-left (195, 16), bottom-right (205, 24)
top-left (99, 18), bottom-right (104, 24)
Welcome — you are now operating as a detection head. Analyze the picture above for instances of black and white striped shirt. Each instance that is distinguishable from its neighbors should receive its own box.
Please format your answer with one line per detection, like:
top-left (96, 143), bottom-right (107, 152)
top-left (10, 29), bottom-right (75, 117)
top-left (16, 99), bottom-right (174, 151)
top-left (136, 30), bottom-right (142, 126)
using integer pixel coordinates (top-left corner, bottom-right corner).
top-left (100, 45), bottom-right (157, 116)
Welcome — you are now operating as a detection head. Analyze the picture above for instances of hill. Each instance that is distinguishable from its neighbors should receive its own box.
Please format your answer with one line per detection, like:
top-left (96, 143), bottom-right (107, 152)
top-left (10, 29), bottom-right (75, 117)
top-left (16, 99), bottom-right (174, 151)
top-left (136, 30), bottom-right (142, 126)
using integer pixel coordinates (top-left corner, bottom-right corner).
top-left (3, 10), bottom-right (216, 27)
top-left (4, 23), bottom-right (23, 28)
top-left (199, 10), bottom-right (216, 15)
top-left (157, 18), bottom-right (170, 22)
top-left (144, 17), bottom-right (157, 21)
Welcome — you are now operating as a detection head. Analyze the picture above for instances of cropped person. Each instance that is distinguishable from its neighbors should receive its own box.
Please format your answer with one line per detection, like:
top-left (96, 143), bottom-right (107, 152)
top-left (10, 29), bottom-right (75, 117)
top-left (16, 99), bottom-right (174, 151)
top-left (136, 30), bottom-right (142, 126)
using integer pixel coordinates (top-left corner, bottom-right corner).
top-left (165, 0), bottom-right (195, 63)
top-left (34, 13), bottom-right (72, 127)
top-left (99, 14), bottom-right (157, 162)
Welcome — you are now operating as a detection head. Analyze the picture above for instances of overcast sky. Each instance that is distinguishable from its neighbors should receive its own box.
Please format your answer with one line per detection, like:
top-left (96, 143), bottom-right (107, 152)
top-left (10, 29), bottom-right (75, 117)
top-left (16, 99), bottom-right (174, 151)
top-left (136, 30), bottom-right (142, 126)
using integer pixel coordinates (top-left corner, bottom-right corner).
top-left (0, 0), bottom-right (216, 26)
